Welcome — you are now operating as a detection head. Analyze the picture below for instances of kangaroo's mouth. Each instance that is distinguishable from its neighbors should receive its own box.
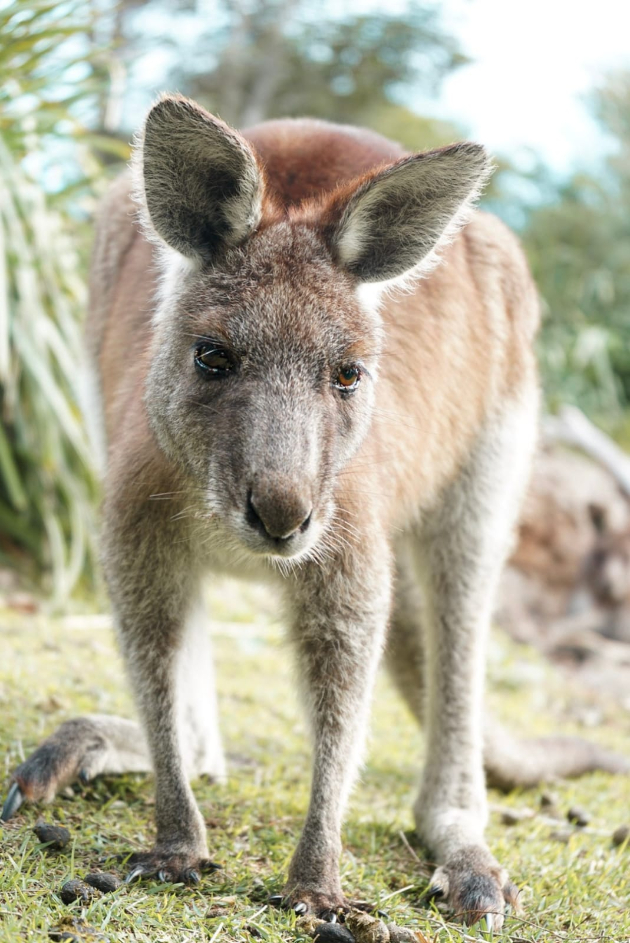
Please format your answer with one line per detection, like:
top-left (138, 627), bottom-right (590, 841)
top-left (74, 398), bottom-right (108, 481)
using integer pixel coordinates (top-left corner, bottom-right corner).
top-left (239, 518), bottom-right (318, 560)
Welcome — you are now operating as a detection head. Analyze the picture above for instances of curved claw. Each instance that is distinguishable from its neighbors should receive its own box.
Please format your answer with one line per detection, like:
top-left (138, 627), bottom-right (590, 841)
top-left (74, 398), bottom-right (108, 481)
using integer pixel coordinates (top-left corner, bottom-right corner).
top-left (268, 895), bottom-right (283, 906)
top-left (294, 902), bottom-right (308, 915)
top-left (483, 914), bottom-right (494, 936)
top-left (1, 783), bottom-right (24, 822)
top-left (157, 870), bottom-right (168, 883)
top-left (125, 866), bottom-right (145, 884)
top-left (423, 884), bottom-right (444, 903)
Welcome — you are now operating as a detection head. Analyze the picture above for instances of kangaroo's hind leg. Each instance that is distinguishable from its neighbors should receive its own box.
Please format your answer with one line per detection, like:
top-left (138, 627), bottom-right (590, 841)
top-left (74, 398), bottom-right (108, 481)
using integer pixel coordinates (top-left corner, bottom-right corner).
top-left (2, 597), bottom-right (225, 822)
top-left (384, 543), bottom-right (426, 726)
top-left (386, 501), bottom-right (630, 802)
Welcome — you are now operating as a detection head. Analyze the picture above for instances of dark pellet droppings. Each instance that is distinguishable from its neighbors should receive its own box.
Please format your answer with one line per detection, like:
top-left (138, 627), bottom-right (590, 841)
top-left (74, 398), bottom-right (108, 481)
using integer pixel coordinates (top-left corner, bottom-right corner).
top-left (59, 880), bottom-right (98, 906)
top-left (313, 925), bottom-right (355, 943)
top-left (34, 823), bottom-right (71, 850)
top-left (540, 791), bottom-right (558, 809)
top-left (84, 872), bottom-right (121, 894)
top-left (567, 806), bottom-right (590, 827)
top-left (612, 824), bottom-right (630, 847)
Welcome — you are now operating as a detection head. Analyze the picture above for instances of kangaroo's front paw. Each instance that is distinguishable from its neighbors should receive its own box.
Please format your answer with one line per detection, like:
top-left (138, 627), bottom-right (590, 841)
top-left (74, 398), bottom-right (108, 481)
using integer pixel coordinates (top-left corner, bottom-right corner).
top-left (425, 845), bottom-right (520, 930)
top-left (1, 719), bottom-right (110, 820)
top-left (270, 888), bottom-right (351, 922)
top-left (125, 846), bottom-right (221, 885)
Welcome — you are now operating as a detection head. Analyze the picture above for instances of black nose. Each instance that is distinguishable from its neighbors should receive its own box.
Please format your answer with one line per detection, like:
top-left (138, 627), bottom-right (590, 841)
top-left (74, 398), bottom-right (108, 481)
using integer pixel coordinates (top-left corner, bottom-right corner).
top-left (246, 489), bottom-right (312, 540)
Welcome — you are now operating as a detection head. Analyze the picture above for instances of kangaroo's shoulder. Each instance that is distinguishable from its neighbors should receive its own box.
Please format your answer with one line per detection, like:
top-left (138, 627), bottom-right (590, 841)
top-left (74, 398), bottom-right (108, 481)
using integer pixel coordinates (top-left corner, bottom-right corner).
top-left (452, 210), bottom-right (540, 340)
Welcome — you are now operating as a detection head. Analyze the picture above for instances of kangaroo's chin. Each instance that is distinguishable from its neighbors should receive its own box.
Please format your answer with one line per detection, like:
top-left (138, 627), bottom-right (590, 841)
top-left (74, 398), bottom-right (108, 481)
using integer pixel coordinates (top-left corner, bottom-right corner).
top-left (248, 527), bottom-right (320, 561)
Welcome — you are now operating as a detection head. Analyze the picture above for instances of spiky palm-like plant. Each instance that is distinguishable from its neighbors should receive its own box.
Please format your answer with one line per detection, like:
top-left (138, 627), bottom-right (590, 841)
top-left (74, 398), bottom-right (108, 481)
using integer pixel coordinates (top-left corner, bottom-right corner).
top-left (0, 2), bottom-right (119, 602)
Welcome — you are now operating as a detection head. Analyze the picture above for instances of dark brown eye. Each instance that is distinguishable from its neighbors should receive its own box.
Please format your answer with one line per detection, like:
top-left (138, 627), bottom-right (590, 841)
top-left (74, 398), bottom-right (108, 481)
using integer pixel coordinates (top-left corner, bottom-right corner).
top-left (195, 344), bottom-right (233, 377)
top-left (334, 365), bottom-right (361, 391)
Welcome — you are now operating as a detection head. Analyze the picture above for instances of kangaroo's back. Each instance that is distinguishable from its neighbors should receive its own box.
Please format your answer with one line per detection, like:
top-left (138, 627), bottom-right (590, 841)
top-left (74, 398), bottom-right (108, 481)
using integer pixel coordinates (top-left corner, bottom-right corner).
top-left (243, 119), bottom-right (405, 206)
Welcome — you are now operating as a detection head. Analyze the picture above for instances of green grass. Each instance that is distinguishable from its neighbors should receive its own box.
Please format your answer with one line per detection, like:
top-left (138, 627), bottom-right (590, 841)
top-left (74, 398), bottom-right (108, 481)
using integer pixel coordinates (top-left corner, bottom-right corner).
top-left (1, 579), bottom-right (629, 942)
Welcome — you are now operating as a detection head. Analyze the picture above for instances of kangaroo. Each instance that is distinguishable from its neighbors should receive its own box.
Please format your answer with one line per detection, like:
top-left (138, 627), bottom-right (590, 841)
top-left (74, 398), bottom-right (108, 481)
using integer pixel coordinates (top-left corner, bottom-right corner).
top-left (3, 96), bottom-right (627, 930)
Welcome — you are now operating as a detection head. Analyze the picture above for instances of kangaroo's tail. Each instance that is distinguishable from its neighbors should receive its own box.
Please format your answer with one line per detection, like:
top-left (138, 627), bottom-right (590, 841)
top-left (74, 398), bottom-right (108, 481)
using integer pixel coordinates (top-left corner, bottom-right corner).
top-left (484, 719), bottom-right (630, 791)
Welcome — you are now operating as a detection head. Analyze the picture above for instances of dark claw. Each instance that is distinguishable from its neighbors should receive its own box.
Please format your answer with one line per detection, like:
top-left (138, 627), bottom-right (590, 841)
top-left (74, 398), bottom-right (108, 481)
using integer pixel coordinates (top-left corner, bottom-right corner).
top-left (322, 911), bottom-right (337, 923)
top-left (185, 869), bottom-right (200, 885)
top-left (375, 910), bottom-right (389, 920)
top-left (268, 895), bottom-right (283, 906)
top-left (157, 870), bottom-right (168, 883)
top-left (294, 902), bottom-right (308, 915)
top-left (78, 770), bottom-right (90, 785)
top-left (125, 866), bottom-right (144, 884)
top-left (423, 884), bottom-right (444, 902)
top-left (200, 859), bottom-right (221, 873)
top-left (1, 783), bottom-right (24, 822)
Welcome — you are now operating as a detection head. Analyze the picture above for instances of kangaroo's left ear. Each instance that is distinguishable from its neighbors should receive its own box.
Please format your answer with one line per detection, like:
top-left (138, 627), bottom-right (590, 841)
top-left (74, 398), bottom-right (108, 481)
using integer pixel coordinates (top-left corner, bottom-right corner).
top-left (322, 143), bottom-right (493, 283)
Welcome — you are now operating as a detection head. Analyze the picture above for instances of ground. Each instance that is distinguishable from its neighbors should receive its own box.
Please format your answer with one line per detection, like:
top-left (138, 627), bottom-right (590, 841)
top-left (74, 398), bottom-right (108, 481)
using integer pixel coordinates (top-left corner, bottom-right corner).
top-left (0, 579), bottom-right (628, 943)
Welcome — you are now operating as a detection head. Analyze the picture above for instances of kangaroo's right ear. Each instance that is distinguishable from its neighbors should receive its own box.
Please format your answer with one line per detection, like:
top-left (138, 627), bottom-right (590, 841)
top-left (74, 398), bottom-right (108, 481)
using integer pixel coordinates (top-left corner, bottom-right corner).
top-left (133, 95), bottom-right (264, 263)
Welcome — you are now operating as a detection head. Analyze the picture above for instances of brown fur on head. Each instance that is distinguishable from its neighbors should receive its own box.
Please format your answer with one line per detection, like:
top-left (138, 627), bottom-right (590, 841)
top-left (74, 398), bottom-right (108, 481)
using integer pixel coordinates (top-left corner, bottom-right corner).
top-left (132, 95), bottom-right (492, 562)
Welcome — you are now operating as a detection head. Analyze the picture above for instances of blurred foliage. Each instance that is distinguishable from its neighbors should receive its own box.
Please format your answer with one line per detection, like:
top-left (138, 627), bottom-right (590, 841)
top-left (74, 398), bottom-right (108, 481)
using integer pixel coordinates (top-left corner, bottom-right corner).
top-left (180, 0), bottom-right (466, 149)
top-left (0, 1), bottom-right (104, 601)
top-left (109, 0), bottom-right (466, 151)
top-left (519, 74), bottom-right (630, 420)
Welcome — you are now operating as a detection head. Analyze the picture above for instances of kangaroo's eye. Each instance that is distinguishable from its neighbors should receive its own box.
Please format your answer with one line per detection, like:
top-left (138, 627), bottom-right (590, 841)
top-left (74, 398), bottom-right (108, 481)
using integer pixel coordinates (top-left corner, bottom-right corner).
top-left (194, 344), bottom-right (233, 377)
top-left (334, 365), bottom-right (361, 392)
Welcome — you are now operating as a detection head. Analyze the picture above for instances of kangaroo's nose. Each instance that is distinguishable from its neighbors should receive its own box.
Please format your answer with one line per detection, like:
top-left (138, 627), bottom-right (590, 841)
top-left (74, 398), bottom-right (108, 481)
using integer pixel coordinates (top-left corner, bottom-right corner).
top-left (246, 487), bottom-right (312, 540)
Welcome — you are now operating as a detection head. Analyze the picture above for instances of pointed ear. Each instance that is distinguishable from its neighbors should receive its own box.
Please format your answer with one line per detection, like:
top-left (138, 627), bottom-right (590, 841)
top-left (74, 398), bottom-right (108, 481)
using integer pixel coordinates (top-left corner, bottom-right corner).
top-left (133, 95), bottom-right (264, 262)
top-left (323, 143), bottom-right (493, 283)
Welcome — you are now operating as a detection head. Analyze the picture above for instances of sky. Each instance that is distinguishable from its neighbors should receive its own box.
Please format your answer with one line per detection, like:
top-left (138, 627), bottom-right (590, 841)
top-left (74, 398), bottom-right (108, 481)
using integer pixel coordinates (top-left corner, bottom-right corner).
top-left (419, 0), bottom-right (630, 174)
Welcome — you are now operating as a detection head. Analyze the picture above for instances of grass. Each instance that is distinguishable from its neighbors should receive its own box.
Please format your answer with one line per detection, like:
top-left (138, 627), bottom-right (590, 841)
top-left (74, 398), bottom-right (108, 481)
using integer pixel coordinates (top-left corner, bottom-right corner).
top-left (0, 578), bottom-right (629, 942)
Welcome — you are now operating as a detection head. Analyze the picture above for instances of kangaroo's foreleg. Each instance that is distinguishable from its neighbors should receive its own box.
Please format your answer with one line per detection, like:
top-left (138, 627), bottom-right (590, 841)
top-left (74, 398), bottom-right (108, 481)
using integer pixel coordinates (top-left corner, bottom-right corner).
top-left (281, 524), bottom-right (392, 919)
top-left (101, 492), bottom-right (220, 884)
top-left (411, 394), bottom-right (538, 931)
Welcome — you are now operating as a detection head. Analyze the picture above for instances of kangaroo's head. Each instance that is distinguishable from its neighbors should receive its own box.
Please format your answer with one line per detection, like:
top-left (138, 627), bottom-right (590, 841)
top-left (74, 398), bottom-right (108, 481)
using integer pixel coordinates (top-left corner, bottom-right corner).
top-left (133, 95), bottom-right (491, 564)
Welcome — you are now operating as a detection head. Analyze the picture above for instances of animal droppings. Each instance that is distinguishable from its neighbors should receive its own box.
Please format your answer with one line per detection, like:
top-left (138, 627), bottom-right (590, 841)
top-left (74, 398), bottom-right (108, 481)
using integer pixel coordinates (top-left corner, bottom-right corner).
top-left (59, 880), bottom-right (98, 906)
top-left (312, 924), bottom-right (355, 943)
top-left (33, 822), bottom-right (71, 850)
top-left (296, 915), bottom-right (325, 935)
top-left (84, 872), bottom-right (121, 894)
top-left (539, 791), bottom-right (558, 810)
top-left (567, 806), bottom-right (590, 827)
top-left (612, 824), bottom-right (630, 847)
top-left (346, 910), bottom-right (390, 943)
top-left (48, 917), bottom-right (110, 941)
